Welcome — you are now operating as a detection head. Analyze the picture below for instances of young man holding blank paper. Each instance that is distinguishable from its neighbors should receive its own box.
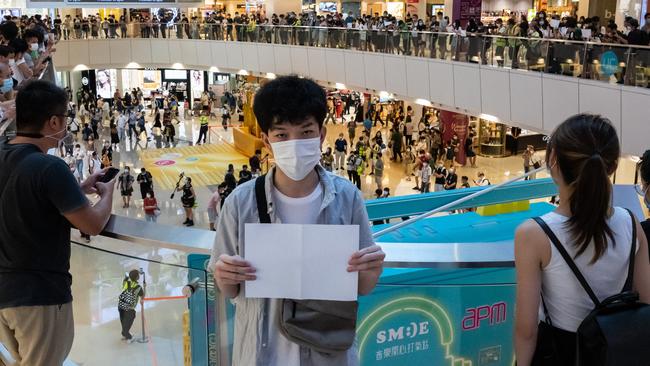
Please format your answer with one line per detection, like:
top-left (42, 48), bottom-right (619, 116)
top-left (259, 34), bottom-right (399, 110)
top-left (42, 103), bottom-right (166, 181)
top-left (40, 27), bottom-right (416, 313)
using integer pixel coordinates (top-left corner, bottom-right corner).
top-left (210, 76), bottom-right (384, 366)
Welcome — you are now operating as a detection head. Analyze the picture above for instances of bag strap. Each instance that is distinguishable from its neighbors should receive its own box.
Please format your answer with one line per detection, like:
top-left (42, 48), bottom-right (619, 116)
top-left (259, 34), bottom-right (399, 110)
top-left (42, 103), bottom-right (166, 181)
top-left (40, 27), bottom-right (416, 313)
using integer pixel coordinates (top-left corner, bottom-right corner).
top-left (622, 208), bottom-right (637, 292)
top-left (532, 217), bottom-right (601, 307)
top-left (255, 175), bottom-right (271, 224)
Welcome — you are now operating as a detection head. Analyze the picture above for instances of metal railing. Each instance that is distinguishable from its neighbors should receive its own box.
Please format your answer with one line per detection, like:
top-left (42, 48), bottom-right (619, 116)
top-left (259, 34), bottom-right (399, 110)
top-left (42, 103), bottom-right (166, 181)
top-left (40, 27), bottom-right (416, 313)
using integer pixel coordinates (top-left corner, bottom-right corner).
top-left (58, 22), bottom-right (650, 89)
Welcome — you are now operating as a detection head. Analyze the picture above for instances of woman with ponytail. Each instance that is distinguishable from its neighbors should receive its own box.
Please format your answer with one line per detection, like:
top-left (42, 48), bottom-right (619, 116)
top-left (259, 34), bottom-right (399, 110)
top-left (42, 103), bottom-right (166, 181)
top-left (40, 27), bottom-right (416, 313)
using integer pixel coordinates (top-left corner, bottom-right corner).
top-left (514, 114), bottom-right (650, 365)
top-left (637, 150), bottom-right (650, 244)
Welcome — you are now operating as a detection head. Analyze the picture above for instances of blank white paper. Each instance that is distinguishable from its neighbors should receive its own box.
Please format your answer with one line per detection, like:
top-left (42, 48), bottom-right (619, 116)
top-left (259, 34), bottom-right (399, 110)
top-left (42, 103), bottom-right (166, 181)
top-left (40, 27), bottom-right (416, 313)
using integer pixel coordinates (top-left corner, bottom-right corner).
top-left (244, 224), bottom-right (359, 301)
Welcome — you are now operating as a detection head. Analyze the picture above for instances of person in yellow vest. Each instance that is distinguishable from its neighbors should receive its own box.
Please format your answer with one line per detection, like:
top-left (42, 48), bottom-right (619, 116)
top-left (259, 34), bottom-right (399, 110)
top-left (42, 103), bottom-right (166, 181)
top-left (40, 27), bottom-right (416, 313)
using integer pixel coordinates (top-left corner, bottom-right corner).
top-left (118, 269), bottom-right (144, 343)
top-left (196, 109), bottom-right (209, 145)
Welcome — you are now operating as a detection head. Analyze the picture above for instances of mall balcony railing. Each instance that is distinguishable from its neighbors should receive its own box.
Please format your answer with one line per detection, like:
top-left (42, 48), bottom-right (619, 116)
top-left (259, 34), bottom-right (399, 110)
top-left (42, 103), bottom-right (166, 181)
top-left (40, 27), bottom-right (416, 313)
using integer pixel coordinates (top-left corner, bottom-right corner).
top-left (59, 22), bottom-right (650, 89)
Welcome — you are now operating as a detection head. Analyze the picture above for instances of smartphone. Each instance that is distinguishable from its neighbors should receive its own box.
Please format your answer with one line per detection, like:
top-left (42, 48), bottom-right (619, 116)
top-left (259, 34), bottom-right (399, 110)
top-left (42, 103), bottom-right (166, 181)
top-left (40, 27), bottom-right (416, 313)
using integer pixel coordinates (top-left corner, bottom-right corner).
top-left (99, 167), bottom-right (120, 183)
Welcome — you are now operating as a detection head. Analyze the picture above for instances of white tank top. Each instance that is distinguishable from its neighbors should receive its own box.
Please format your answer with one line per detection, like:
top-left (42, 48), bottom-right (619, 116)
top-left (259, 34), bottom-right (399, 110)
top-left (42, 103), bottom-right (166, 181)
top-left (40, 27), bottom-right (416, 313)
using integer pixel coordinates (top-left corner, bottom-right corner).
top-left (539, 207), bottom-right (637, 332)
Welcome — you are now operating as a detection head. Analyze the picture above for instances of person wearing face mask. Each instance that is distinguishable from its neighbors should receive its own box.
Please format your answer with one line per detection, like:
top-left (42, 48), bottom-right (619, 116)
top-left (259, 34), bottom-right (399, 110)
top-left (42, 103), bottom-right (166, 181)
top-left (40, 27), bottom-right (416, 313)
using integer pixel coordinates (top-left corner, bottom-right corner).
top-left (7, 38), bottom-right (31, 85)
top-left (514, 114), bottom-right (650, 365)
top-left (637, 150), bottom-right (650, 245)
top-left (0, 80), bottom-right (115, 365)
top-left (118, 166), bottom-right (134, 208)
top-left (0, 62), bottom-right (13, 102)
top-left (210, 76), bottom-right (384, 366)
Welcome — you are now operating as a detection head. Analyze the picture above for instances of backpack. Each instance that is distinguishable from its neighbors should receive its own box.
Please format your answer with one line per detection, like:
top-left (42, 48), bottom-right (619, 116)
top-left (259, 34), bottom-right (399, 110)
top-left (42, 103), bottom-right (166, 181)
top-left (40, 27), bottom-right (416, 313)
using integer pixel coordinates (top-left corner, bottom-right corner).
top-left (532, 210), bottom-right (650, 366)
top-left (118, 281), bottom-right (141, 310)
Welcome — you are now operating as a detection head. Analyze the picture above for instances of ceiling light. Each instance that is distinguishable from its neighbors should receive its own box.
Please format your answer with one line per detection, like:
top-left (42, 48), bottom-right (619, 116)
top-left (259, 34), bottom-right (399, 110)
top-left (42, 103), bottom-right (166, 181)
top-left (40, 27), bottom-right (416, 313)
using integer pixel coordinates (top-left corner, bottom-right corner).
top-left (479, 113), bottom-right (499, 122)
top-left (415, 98), bottom-right (432, 107)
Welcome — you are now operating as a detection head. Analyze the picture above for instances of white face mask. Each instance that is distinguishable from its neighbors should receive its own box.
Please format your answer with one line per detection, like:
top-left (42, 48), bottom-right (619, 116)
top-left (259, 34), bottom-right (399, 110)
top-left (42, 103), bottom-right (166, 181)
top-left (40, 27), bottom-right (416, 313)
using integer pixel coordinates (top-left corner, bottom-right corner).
top-left (8, 59), bottom-right (15, 67)
top-left (271, 137), bottom-right (322, 181)
top-left (30, 43), bottom-right (38, 52)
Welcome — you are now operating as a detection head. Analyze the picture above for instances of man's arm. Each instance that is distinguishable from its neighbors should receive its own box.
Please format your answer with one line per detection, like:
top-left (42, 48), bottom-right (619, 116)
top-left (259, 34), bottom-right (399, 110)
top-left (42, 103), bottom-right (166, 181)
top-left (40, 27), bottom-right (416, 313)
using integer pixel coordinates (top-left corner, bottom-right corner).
top-left (209, 196), bottom-right (255, 299)
top-left (65, 172), bottom-right (115, 235)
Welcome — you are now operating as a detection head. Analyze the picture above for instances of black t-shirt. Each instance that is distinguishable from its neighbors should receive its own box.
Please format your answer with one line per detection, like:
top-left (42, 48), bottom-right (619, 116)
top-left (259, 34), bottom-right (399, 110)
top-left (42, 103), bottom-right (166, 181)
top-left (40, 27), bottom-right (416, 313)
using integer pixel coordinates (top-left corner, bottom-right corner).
top-left (0, 144), bottom-right (88, 308)
top-left (445, 173), bottom-right (458, 189)
top-left (627, 29), bottom-right (649, 46)
top-left (434, 167), bottom-right (447, 185)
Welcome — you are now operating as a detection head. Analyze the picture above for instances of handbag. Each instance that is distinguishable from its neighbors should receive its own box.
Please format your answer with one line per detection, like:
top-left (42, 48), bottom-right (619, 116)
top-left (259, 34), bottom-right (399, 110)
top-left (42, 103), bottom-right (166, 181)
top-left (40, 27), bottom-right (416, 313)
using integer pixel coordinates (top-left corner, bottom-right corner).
top-left (533, 160), bottom-right (541, 170)
top-left (532, 210), bottom-right (650, 366)
top-left (254, 176), bottom-right (358, 354)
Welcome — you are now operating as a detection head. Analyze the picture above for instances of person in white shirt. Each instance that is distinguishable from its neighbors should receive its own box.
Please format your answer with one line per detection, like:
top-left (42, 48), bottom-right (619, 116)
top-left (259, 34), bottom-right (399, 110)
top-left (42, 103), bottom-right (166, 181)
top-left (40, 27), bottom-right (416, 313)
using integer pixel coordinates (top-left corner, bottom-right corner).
top-left (420, 163), bottom-right (432, 193)
top-left (474, 171), bottom-right (490, 186)
top-left (72, 144), bottom-right (85, 181)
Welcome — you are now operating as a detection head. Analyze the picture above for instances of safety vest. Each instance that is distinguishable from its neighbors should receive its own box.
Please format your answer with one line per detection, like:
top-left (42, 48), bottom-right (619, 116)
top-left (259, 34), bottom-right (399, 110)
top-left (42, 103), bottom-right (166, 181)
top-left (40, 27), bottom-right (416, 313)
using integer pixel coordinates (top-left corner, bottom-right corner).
top-left (200, 116), bottom-right (208, 126)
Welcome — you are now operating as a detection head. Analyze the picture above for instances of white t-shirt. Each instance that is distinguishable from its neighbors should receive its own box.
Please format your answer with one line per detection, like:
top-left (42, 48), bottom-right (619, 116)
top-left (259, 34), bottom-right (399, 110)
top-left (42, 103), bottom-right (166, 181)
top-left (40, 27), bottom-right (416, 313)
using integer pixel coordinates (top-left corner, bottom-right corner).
top-left (539, 207), bottom-right (637, 331)
top-left (267, 183), bottom-right (324, 366)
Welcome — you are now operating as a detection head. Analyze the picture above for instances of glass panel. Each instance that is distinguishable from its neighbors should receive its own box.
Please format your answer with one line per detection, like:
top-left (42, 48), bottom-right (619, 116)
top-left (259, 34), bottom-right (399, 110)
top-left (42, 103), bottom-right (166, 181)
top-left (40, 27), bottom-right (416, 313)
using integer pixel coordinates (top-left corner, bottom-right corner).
top-left (61, 24), bottom-right (650, 90)
top-left (68, 240), bottom-right (210, 366)
top-left (545, 40), bottom-right (586, 77)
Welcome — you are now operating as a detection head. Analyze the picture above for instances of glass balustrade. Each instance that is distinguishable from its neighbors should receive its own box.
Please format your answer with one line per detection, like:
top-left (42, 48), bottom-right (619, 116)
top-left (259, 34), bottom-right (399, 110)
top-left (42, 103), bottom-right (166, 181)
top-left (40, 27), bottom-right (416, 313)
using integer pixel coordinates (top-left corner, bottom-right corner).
top-left (60, 22), bottom-right (650, 90)
top-left (62, 238), bottom-right (211, 366)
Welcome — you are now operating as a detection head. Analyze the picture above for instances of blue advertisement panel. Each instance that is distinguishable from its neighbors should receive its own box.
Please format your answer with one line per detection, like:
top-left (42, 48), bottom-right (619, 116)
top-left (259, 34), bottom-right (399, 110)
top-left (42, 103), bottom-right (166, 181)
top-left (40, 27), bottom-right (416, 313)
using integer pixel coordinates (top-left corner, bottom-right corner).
top-left (188, 256), bottom-right (516, 366)
top-left (357, 283), bottom-right (515, 366)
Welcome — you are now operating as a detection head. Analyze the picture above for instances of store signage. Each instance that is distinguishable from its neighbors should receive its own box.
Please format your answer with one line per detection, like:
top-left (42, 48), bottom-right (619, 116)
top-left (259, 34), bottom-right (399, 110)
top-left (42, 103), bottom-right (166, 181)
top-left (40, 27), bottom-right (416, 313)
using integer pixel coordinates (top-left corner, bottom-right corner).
top-left (461, 302), bottom-right (507, 331)
top-left (600, 51), bottom-right (619, 76)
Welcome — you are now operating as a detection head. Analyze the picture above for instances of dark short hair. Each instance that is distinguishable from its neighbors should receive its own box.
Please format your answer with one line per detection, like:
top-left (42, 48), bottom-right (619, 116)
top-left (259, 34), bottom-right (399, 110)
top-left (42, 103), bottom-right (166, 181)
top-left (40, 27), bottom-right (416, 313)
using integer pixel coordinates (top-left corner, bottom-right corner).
top-left (16, 80), bottom-right (68, 133)
top-left (0, 21), bottom-right (18, 41)
top-left (0, 45), bottom-right (12, 57)
top-left (252, 76), bottom-right (326, 134)
top-left (8, 38), bottom-right (27, 54)
top-left (22, 29), bottom-right (42, 43)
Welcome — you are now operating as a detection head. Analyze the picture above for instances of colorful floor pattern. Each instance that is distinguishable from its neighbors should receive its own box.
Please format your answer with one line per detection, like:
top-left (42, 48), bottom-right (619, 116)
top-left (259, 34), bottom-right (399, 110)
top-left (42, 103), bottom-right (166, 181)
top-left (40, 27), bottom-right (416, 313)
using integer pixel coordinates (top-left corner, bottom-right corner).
top-left (139, 143), bottom-right (248, 189)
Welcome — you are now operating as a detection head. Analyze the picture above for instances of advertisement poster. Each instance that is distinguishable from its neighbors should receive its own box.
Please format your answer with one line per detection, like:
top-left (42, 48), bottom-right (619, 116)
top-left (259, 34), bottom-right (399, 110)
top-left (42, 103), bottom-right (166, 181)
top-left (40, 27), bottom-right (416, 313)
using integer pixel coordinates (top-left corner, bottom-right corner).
top-left (456, 0), bottom-right (482, 26)
top-left (142, 70), bottom-right (161, 90)
top-left (439, 110), bottom-right (470, 165)
top-left (191, 70), bottom-right (205, 100)
top-left (95, 69), bottom-right (116, 99)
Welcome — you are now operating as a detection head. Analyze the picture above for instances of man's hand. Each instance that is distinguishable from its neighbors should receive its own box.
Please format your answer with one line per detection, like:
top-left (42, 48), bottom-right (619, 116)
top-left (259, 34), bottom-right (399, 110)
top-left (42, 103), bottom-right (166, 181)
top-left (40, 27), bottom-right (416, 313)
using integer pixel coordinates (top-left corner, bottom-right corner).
top-left (80, 167), bottom-right (109, 195)
top-left (214, 254), bottom-right (256, 286)
top-left (348, 245), bottom-right (385, 273)
top-left (96, 179), bottom-right (116, 198)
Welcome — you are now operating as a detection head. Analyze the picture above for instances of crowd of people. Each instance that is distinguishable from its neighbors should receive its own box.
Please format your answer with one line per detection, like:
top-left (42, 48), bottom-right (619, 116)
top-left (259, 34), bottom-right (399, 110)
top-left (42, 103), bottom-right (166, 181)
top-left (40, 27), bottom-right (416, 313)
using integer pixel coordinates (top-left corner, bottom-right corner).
top-left (1, 65), bottom-right (650, 366)
top-left (0, 15), bottom-right (57, 137)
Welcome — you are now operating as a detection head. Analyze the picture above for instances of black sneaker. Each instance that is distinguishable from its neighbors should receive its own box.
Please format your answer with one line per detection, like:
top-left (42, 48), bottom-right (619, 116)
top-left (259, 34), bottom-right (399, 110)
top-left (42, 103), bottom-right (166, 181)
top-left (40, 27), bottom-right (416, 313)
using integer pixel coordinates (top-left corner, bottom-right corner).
top-left (186, 220), bottom-right (194, 227)
top-left (182, 219), bottom-right (190, 225)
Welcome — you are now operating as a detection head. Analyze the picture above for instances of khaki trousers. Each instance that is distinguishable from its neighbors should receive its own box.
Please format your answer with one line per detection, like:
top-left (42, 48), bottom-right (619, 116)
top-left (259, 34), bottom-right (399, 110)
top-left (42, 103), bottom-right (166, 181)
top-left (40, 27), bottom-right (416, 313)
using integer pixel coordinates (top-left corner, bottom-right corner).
top-left (0, 303), bottom-right (74, 366)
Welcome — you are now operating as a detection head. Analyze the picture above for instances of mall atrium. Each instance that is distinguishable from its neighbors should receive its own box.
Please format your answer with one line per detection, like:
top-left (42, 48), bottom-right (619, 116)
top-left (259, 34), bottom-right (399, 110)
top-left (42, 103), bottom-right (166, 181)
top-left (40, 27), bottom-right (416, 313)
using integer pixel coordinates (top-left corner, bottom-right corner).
top-left (0, 0), bottom-right (649, 365)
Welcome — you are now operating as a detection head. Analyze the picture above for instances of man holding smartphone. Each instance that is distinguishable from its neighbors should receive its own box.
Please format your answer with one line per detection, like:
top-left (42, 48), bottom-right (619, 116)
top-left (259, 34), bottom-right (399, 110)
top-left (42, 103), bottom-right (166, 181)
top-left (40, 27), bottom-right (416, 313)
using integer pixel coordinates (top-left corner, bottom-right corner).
top-left (0, 80), bottom-right (115, 365)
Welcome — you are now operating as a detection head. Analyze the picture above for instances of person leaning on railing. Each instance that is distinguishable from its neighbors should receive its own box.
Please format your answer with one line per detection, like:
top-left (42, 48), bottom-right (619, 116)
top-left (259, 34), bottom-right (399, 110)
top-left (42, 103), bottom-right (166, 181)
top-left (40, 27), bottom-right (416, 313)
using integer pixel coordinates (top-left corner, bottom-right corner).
top-left (0, 80), bottom-right (115, 365)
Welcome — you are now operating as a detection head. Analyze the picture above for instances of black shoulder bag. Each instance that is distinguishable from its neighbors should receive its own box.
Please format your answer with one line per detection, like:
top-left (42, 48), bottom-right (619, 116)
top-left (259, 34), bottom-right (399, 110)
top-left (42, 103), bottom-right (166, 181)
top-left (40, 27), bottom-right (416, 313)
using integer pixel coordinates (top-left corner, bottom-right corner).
top-left (254, 176), bottom-right (358, 354)
top-left (532, 210), bottom-right (650, 366)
